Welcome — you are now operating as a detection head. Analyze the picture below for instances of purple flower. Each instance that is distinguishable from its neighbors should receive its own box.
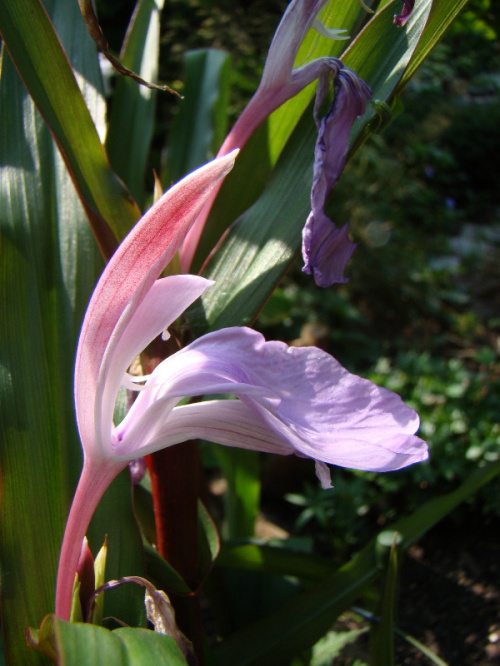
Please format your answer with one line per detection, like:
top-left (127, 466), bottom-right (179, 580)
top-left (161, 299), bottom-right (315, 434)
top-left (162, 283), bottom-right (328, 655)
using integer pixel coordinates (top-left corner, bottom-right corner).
top-left (179, 0), bottom-right (371, 283)
top-left (114, 326), bottom-right (426, 481)
top-left (56, 151), bottom-right (427, 620)
top-left (394, 0), bottom-right (415, 27)
top-left (302, 64), bottom-right (371, 286)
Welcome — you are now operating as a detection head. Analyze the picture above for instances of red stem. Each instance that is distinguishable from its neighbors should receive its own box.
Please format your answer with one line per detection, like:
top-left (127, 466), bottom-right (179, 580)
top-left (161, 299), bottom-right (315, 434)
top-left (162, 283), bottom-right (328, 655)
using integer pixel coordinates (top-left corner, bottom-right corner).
top-left (147, 442), bottom-right (204, 659)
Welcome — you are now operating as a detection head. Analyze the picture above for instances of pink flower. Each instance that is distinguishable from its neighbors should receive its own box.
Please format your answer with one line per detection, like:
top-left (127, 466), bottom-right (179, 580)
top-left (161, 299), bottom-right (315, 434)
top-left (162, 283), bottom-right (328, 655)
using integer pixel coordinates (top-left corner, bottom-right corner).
top-left (56, 151), bottom-right (427, 621)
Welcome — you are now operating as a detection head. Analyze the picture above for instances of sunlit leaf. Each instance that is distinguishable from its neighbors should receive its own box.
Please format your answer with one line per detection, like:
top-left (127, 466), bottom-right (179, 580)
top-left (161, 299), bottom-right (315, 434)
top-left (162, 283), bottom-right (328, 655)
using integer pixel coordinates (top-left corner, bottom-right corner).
top-left (166, 48), bottom-right (231, 185)
top-left (0, 0), bottom-right (140, 253)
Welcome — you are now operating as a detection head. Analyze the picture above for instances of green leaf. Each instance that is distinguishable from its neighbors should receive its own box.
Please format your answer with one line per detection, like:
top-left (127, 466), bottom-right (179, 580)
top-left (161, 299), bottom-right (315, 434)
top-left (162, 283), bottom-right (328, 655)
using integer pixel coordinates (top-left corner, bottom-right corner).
top-left (190, 109), bottom-right (316, 333)
top-left (395, 629), bottom-right (451, 666)
top-left (215, 542), bottom-right (378, 666)
top-left (0, 1), bottom-right (149, 660)
top-left (87, 472), bottom-right (148, 627)
top-left (198, 500), bottom-right (221, 582)
top-left (144, 545), bottom-right (192, 597)
top-left (397, 0), bottom-right (471, 90)
top-left (216, 543), bottom-right (336, 583)
top-left (370, 532), bottom-right (401, 666)
top-left (106, 0), bottom-right (165, 207)
top-left (28, 616), bottom-right (188, 665)
top-left (166, 48), bottom-right (231, 184)
top-left (0, 0), bottom-right (140, 251)
top-left (214, 460), bottom-right (500, 665)
top-left (213, 448), bottom-right (260, 539)
top-left (0, 37), bottom-right (101, 666)
top-left (342, 0), bottom-right (432, 108)
top-left (310, 628), bottom-right (368, 666)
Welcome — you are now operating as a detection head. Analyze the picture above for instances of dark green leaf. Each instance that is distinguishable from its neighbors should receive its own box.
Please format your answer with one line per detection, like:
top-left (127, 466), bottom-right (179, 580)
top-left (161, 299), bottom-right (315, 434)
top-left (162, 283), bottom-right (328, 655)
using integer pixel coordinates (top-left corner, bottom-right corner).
top-left (166, 48), bottom-right (231, 184)
top-left (214, 460), bottom-right (500, 665)
top-left (0, 0), bottom-right (140, 251)
top-left (106, 0), bottom-right (165, 207)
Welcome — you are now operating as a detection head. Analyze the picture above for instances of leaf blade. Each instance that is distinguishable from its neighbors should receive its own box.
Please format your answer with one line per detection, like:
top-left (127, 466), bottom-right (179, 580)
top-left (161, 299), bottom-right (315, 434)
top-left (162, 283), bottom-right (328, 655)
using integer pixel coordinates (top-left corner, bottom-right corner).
top-left (0, 0), bottom-right (140, 248)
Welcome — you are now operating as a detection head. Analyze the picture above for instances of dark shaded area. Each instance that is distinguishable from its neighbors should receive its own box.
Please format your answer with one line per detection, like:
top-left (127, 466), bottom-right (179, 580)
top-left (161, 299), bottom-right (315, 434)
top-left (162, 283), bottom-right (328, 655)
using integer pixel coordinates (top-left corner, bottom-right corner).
top-left (397, 511), bottom-right (500, 665)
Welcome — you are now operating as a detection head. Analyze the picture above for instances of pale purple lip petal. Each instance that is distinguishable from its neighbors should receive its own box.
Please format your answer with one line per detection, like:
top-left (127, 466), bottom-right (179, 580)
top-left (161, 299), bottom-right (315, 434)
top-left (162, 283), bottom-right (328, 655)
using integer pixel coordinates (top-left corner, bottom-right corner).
top-left (113, 327), bottom-right (427, 475)
top-left (114, 400), bottom-right (296, 459)
top-left (98, 275), bottom-right (213, 456)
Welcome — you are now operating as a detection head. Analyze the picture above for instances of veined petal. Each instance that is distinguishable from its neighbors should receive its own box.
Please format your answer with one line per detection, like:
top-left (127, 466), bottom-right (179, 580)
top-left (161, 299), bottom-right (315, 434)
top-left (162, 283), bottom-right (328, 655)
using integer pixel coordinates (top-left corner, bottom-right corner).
top-left (98, 275), bottom-right (213, 455)
top-left (74, 152), bottom-right (237, 459)
top-left (114, 400), bottom-right (296, 460)
top-left (113, 327), bottom-right (427, 471)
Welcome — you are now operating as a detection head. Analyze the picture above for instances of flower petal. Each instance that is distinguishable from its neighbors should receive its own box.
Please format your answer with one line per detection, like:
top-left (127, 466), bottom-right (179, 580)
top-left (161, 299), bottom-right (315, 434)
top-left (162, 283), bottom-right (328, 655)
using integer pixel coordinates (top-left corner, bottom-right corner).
top-left (302, 217), bottom-right (356, 286)
top-left (98, 275), bottom-right (213, 455)
top-left (75, 152), bottom-right (237, 459)
top-left (302, 66), bottom-right (371, 286)
top-left (114, 400), bottom-right (295, 459)
top-left (114, 327), bottom-right (427, 472)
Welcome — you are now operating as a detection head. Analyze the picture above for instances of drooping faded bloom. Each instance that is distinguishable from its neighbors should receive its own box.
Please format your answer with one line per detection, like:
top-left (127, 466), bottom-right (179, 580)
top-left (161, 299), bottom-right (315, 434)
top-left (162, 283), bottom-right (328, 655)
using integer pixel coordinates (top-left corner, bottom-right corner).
top-left (302, 65), bottom-right (370, 286)
top-left (180, 0), bottom-right (371, 286)
top-left (56, 152), bottom-right (427, 620)
top-left (394, 0), bottom-right (415, 27)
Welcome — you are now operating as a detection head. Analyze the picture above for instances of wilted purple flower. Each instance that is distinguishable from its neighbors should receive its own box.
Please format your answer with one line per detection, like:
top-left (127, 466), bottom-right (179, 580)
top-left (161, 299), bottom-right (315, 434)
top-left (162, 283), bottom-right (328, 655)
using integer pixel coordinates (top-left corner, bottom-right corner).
top-left (302, 64), bottom-right (371, 286)
top-left (394, 0), bottom-right (415, 27)
top-left (180, 0), bottom-right (371, 285)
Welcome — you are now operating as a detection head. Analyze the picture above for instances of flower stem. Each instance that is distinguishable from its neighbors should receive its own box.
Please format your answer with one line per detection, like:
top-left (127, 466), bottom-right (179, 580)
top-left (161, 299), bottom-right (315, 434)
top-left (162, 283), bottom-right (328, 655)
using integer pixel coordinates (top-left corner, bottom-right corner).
top-left (147, 442), bottom-right (204, 659)
top-left (55, 458), bottom-right (124, 620)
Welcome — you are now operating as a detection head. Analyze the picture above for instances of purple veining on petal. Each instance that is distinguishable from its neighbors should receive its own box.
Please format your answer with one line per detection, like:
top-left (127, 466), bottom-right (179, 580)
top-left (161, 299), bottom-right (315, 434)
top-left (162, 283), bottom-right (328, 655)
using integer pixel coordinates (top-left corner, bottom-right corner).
top-left (113, 327), bottom-right (428, 478)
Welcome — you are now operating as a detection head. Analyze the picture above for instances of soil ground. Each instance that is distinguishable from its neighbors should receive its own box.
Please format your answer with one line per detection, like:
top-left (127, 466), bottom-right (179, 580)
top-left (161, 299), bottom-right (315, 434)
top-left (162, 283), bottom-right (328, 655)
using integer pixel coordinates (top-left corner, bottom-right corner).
top-left (394, 512), bottom-right (500, 666)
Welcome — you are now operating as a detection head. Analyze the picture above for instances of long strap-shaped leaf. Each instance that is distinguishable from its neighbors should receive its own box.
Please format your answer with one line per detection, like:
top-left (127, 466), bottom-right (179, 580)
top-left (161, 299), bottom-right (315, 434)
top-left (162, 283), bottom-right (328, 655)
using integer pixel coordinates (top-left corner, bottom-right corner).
top-left (214, 459), bottom-right (500, 665)
top-left (106, 0), bottom-right (165, 208)
top-left (0, 2), bottom-right (148, 661)
top-left (0, 0), bottom-right (140, 254)
top-left (0, 47), bottom-right (99, 666)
